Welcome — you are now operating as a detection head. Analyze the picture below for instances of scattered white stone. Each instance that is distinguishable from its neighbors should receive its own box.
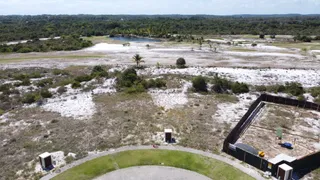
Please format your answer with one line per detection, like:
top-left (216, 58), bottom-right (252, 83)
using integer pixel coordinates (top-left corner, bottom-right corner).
top-left (149, 80), bottom-right (192, 110)
top-left (138, 67), bottom-right (320, 87)
top-left (212, 93), bottom-right (258, 124)
top-left (92, 78), bottom-right (117, 95)
top-left (42, 92), bottom-right (95, 120)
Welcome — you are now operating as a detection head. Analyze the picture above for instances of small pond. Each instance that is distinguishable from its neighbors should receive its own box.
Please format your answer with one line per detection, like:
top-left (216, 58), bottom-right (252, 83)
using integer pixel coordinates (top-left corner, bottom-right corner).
top-left (109, 36), bottom-right (161, 42)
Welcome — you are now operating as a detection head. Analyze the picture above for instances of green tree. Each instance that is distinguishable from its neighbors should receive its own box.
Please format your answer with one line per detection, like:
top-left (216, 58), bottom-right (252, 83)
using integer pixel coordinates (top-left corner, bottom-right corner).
top-left (132, 54), bottom-right (144, 67)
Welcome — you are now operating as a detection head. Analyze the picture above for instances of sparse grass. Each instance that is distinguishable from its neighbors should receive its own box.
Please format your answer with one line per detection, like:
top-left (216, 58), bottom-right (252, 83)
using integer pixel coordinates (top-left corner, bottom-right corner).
top-left (0, 55), bottom-right (105, 63)
top-left (82, 36), bottom-right (123, 44)
top-left (271, 42), bottom-right (320, 50)
top-left (214, 93), bottom-right (239, 103)
top-left (230, 47), bottom-right (257, 52)
top-left (52, 150), bottom-right (254, 180)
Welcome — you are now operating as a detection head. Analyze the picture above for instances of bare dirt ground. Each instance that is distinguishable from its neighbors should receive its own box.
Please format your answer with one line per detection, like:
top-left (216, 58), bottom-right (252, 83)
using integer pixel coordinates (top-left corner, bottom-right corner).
top-left (239, 103), bottom-right (320, 159)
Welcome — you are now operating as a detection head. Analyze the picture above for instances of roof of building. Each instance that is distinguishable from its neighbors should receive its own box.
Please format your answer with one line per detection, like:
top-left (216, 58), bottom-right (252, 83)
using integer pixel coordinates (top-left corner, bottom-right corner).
top-left (164, 129), bottom-right (172, 133)
top-left (39, 152), bottom-right (51, 158)
top-left (279, 163), bottom-right (293, 171)
top-left (268, 153), bottom-right (296, 164)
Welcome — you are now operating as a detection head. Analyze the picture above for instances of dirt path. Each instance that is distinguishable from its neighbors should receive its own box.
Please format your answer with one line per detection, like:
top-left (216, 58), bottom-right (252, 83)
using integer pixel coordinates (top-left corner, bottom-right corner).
top-left (40, 145), bottom-right (265, 180)
top-left (93, 166), bottom-right (211, 180)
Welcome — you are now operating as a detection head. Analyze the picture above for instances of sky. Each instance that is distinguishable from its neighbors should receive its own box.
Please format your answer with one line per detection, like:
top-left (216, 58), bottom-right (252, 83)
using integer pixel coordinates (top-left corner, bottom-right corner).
top-left (0, 0), bottom-right (319, 15)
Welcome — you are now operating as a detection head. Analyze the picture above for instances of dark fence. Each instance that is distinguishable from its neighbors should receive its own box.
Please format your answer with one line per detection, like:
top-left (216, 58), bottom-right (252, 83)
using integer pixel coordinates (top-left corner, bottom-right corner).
top-left (223, 95), bottom-right (264, 152)
top-left (222, 93), bottom-right (320, 177)
top-left (228, 145), bottom-right (269, 171)
top-left (291, 151), bottom-right (320, 178)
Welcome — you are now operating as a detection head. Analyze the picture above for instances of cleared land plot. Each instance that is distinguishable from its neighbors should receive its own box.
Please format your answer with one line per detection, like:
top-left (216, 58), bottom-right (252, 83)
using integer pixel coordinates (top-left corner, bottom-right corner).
top-left (239, 103), bottom-right (320, 159)
top-left (52, 150), bottom-right (255, 180)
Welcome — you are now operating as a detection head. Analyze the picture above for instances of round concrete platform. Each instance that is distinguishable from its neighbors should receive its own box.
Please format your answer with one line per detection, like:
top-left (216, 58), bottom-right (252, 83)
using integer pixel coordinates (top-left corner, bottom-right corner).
top-left (94, 166), bottom-right (211, 180)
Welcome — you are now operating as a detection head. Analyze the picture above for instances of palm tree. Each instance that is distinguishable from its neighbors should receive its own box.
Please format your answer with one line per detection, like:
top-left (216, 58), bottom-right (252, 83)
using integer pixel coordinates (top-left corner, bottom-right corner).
top-left (132, 54), bottom-right (144, 67)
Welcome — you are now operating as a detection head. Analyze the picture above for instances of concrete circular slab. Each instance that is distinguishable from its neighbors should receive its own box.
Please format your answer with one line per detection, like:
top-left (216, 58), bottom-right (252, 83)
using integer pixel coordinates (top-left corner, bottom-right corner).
top-left (94, 166), bottom-right (211, 180)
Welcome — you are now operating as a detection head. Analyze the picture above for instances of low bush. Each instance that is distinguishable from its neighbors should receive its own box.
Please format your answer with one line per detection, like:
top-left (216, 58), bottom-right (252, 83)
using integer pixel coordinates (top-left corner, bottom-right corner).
top-left (255, 85), bottom-right (267, 92)
top-left (124, 84), bottom-right (146, 94)
top-left (0, 108), bottom-right (4, 115)
top-left (310, 87), bottom-right (320, 98)
top-left (40, 89), bottom-right (52, 98)
top-left (14, 79), bottom-right (31, 87)
top-left (284, 82), bottom-right (304, 96)
top-left (71, 81), bottom-right (81, 89)
top-left (144, 78), bottom-right (166, 89)
top-left (91, 65), bottom-right (108, 78)
top-left (57, 86), bottom-right (67, 94)
top-left (192, 76), bottom-right (207, 92)
top-left (117, 68), bottom-right (139, 88)
top-left (74, 75), bottom-right (93, 82)
top-left (13, 74), bottom-right (29, 81)
top-left (29, 72), bottom-right (43, 79)
top-left (211, 76), bottom-right (232, 93)
top-left (36, 78), bottom-right (53, 87)
top-left (231, 82), bottom-right (249, 94)
top-left (22, 93), bottom-right (37, 104)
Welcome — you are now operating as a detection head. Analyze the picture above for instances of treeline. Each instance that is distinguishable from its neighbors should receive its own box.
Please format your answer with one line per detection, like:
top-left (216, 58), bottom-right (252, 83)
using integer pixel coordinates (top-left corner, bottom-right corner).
top-left (0, 35), bottom-right (92, 53)
top-left (1, 15), bottom-right (320, 42)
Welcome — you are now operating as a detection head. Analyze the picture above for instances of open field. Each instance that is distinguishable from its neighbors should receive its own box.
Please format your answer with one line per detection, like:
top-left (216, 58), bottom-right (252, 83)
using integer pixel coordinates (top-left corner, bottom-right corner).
top-left (0, 34), bottom-right (320, 180)
top-left (52, 150), bottom-right (255, 180)
top-left (238, 103), bottom-right (320, 159)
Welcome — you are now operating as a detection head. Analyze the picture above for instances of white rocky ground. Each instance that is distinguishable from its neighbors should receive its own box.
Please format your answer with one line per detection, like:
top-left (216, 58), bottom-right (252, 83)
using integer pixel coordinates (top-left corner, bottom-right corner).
top-left (212, 93), bottom-right (259, 125)
top-left (138, 67), bottom-right (320, 87)
top-left (148, 80), bottom-right (192, 110)
top-left (42, 78), bottom-right (116, 120)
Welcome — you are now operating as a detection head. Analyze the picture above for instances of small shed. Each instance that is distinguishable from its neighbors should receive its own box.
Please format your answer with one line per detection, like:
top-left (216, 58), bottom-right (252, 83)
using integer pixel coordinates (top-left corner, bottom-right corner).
top-left (277, 164), bottom-right (293, 180)
top-left (164, 129), bottom-right (172, 143)
top-left (39, 152), bottom-right (53, 169)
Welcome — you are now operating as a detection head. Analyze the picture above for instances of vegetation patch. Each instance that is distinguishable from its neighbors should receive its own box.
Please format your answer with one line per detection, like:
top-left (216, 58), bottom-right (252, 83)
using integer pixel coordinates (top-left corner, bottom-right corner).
top-left (52, 150), bottom-right (254, 180)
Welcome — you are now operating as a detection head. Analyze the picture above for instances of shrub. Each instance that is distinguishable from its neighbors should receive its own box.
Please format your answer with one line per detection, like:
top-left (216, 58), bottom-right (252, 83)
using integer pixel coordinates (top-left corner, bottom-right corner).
top-left (310, 87), bottom-right (320, 98)
top-left (211, 76), bottom-right (232, 93)
top-left (14, 79), bottom-right (31, 87)
top-left (259, 34), bottom-right (265, 39)
top-left (192, 76), bottom-right (207, 92)
top-left (297, 95), bottom-right (305, 101)
top-left (13, 74), bottom-right (29, 81)
top-left (255, 85), bottom-right (267, 92)
top-left (0, 84), bottom-right (12, 94)
top-left (22, 93), bottom-right (37, 104)
top-left (124, 84), bottom-right (146, 94)
top-left (55, 78), bottom-right (74, 87)
top-left (40, 89), bottom-right (52, 98)
top-left (270, 35), bottom-right (276, 39)
top-left (57, 86), bottom-right (67, 94)
top-left (118, 68), bottom-right (139, 88)
top-left (176, 58), bottom-right (186, 68)
top-left (285, 82), bottom-right (304, 96)
top-left (29, 72), bottom-right (43, 79)
top-left (145, 78), bottom-right (166, 89)
top-left (71, 81), bottom-right (81, 89)
top-left (74, 75), bottom-right (93, 82)
top-left (231, 82), bottom-right (249, 94)
top-left (251, 43), bottom-right (257, 47)
top-left (0, 108), bottom-right (4, 115)
top-left (91, 65), bottom-right (108, 78)
top-left (36, 78), bottom-right (53, 87)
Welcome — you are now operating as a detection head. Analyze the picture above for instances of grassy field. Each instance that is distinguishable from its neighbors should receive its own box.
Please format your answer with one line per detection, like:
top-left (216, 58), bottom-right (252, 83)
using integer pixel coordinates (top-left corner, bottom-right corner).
top-left (230, 47), bottom-right (257, 52)
top-left (82, 36), bottom-right (124, 44)
top-left (52, 150), bottom-right (254, 180)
